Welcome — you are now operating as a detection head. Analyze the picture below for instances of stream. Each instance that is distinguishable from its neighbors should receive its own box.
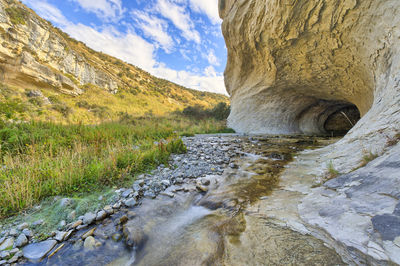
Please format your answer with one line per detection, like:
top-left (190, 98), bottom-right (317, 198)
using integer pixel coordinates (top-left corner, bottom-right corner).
top-left (27, 135), bottom-right (345, 265)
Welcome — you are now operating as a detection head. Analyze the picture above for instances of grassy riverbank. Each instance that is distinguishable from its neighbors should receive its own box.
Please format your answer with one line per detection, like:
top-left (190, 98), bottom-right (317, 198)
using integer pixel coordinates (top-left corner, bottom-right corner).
top-left (0, 114), bottom-right (233, 218)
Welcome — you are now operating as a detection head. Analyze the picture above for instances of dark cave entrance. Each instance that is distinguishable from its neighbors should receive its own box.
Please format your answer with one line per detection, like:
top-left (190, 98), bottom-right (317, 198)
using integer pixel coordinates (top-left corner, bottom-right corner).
top-left (323, 105), bottom-right (361, 136)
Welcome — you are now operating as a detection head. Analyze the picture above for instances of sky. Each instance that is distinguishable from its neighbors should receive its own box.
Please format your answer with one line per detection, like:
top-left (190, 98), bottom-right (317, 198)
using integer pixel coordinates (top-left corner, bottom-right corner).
top-left (21, 0), bottom-right (228, 95)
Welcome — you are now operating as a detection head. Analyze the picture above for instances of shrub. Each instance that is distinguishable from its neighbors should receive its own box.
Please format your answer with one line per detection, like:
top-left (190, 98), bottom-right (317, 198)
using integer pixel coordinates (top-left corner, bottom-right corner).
top-left (181, 102), bottom-right (230, 121)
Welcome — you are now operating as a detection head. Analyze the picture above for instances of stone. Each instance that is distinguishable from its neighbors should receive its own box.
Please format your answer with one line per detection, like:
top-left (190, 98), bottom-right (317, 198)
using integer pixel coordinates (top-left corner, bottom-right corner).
top-left (121, 189), bottom-right (133, 198)
top-left (22, 229), bottom-right (33, 238)
top-left (9, 248), bottom-right (19, 255)
top-left (81, 228), bottom-right (96, 240)
top-left (83, 236), bottom-right (96, 250)
top-left (69, 220), bottom-right (83, 230)
top-left (201, 178), bottom-right (211, 186)
top-left (124, 198), bottom-right (137, 207)
top-left (111, 233), bottom-right (122, 242)
top-left (22, 240), bottom-right (57, 263)
top-left (0, 238), bottom-right (14, 251)
top-left (160, 192), bottom-right (175, 198)
top-left (96, 210), bottom-right (107, 221)
top-left (122, 224), bottom-right (145, 247)
top-left (17, 223), bottom-right (29, 231)
top-left (196, 185), bottom-right (209, 192)
top-left (103, 205), bottom-right (114, 215)
top-left (0, 251), bottom-right (9, 259)
top-left (68, 211), bottom-right (76, 221)
top-left (113, 202), bottom-right (122, 209)
top-left (32, 220), bottom-right (44, 227)
top-left (83, 212), bottom-right (96, 225)
top-left (15, 234), bottom-right (28, 247)
top-left (161, 180), bottom-right (170, 186)
top-left (9, 229), bottom-right (17, 237)
top-left (0, 260), bottom-right (6, 265)
top-left (54, 231), bottom-right (67, 242)
top-left (143, 191), bottom-right (156, 199)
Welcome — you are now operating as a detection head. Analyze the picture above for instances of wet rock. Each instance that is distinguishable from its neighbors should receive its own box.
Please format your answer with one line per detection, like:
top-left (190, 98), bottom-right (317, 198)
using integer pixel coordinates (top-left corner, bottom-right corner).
top-left (123, 224), bottom-right (145, 247)
top-left (81, 228), bottom-right (96, 240)
top-left (96, 210), bottom-right (107, 221)
top-left (103, 205), bottom-right (114, 215)
top-left (201, 178), bottom-right (211, 186)
top-left (160, 191), bottom-right (175, 198)
top-left (83, 212), bottom-right (96, 225)
top-left (0, 238), bottom-right (14, 251)
top-left (196, 184), bottom-right (209, 192)
top-left (69, 220), bottom-right (82, 230)
top-left (111, 233), bottom-right (122, 242)
top-left (23, 240), bottom-right (57, 262)
top-left (83, 236), bottom-right (96, 250)
top-left (15, 234), bottom-right (28, 247)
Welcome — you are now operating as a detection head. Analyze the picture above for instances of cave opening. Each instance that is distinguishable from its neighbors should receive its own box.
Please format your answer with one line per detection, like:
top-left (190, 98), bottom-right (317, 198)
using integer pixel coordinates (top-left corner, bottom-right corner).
top-left (323, 105), bottom-right (361, 136)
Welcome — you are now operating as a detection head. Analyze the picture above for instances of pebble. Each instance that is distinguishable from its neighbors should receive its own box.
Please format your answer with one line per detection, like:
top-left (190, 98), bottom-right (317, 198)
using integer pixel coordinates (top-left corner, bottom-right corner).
top-left (22, 229), bottom-right (33, 238)
top-left (83, 213), bottom-right (96, 225)
top-left (103, 205), bottom-right (114, 215)
top-left (96, 210), bottom-right (107, 221)
top-left (124, 198), bottom-right (137, 207)
top-left (81, 228), bottom-right (96, 240)
top-left (17, 223), bottom-right (29, 231)
top-left (15, 234), bottom-right (28, 247)
top-left (9, 229), bottom-right (18, 237)
top-left (121, 189), bottom-right (133, 198)
top-left (69, 220), bottom-right (83, 230)
top-left (0, 238), bottom-right (14, 251)
top-left (54, 231), bottom-right (67, 242)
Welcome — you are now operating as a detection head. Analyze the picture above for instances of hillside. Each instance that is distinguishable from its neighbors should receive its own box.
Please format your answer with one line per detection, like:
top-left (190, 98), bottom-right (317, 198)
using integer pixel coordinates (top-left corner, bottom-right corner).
top-left (0, 0), bottom-right (228, 124)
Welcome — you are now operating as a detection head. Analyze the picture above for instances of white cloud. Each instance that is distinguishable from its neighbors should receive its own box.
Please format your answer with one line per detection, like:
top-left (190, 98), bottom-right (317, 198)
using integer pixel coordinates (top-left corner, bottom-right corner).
top-left (206, 49), bottom-right (220, 66)
top-left (65, 24), bottom-right (156, 71)
top-left (155, 0), bottom-right (201, 44)
top-left (131, 10), bottom-right (174, 53)
top-left (70, 0), bottom-right (124, 21)
top-left (189, 0), bottom-right (221, 25)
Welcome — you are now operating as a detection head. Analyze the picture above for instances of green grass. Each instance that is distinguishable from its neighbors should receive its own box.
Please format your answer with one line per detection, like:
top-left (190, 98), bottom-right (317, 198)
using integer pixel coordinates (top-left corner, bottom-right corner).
top-left (0, 115), bottom-right (232, 218)
top-left (5, 7), bottom-right (27, 25)
top-left (326, 161), bottom-right (340, 179)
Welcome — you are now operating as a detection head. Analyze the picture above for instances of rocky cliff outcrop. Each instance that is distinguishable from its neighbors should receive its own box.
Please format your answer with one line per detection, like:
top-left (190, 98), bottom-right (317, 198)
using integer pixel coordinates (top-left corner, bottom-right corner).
top-left (220, 0), bottom-right (400, 264)
top-left (220, 0), bottom-right (400, 155)
top-left (0, 0), bottom-right (118, 95)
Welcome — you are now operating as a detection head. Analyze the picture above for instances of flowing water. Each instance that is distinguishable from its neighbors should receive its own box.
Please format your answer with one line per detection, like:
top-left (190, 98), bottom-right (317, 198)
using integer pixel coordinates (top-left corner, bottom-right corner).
top-left (32, 136), bottom-right (346, 266)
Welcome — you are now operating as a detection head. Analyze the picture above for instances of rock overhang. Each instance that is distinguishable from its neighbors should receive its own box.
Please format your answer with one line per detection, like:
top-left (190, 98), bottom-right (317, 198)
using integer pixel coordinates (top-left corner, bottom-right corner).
top-left (219, 0), bottom-right (399, 138)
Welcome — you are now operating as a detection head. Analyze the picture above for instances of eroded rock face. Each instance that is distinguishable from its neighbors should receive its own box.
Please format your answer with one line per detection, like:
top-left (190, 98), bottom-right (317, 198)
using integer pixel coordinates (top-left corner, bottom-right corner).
top-left (220, 0), bottom-right (400, 141)
top-left (0, 0), bottom-right (117, 95)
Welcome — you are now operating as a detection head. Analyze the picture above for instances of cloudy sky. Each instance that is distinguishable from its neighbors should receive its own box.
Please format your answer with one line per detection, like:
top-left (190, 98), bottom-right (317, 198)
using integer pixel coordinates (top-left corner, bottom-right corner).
top-left (21, 0), bottom-right (227, 95)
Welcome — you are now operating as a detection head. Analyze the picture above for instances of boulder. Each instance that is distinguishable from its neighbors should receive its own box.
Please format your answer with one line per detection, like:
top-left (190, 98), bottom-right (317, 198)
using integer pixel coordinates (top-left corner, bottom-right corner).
top-left (23, 240), bottom-right (57, 262)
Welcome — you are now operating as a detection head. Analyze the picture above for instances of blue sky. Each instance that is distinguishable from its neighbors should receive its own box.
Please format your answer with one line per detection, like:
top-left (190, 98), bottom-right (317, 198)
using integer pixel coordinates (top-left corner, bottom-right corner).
top-left (21, 0), bottom-right (227, 94)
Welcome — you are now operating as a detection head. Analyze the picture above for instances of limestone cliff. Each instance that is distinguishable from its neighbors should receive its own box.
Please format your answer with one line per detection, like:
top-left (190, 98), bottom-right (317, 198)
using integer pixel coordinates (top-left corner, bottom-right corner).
top-left (220, 1), bottom-right (400, 264)
top-left (220, 0), bottom-right (400, 167)
top-left (0, 0), bottom-right (119, 95)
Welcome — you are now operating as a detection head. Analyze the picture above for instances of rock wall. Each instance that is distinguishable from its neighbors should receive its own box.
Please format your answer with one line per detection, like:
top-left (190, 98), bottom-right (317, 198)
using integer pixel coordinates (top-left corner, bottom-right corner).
top-left (220, 1), bottom-right (400, 264)
top-left (0, 0), bottom-right (117, 95)
top-left (220, 0), bottom-right (400, 168)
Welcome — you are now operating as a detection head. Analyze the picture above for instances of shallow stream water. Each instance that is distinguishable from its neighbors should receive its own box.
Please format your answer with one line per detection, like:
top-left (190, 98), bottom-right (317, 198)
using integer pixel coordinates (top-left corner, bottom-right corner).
top-left (29, 135), bottom-right (345, 266)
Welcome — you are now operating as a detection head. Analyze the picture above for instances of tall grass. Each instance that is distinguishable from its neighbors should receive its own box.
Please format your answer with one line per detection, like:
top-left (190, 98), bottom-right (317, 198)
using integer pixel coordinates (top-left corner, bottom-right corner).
top-left (0, 115), bottom-right (230, 217)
